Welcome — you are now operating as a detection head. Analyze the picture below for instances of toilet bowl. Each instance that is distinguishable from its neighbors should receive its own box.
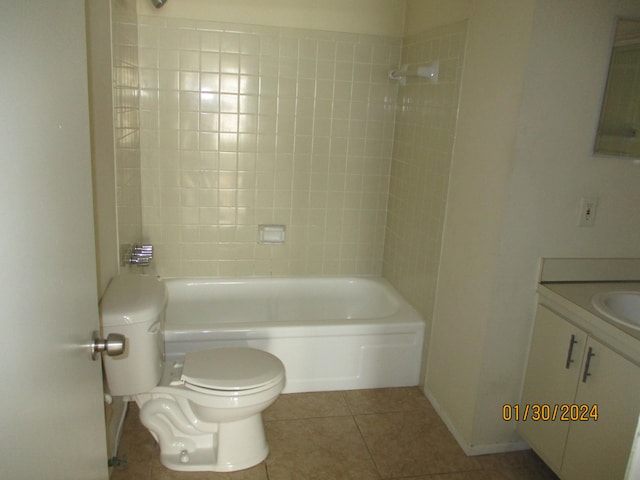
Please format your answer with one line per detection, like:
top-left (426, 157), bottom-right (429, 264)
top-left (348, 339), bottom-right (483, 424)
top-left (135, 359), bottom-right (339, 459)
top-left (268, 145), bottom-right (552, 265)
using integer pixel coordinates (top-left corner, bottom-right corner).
top-left (100, 274), bottom-right (285, 472)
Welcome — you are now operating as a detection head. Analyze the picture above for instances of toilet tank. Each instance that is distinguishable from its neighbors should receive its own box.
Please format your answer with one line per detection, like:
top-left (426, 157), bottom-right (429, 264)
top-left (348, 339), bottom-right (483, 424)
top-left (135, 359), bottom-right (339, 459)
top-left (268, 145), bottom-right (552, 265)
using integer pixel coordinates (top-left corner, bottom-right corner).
top-left (100, 274), bottom-right (167, 396)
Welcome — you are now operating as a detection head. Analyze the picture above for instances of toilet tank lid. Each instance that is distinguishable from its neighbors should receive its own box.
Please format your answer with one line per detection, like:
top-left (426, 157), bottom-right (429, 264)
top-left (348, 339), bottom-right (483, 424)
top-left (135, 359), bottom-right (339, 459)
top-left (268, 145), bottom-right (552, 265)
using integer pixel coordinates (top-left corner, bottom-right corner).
top-left (100, 274), bottom-right (166, 326)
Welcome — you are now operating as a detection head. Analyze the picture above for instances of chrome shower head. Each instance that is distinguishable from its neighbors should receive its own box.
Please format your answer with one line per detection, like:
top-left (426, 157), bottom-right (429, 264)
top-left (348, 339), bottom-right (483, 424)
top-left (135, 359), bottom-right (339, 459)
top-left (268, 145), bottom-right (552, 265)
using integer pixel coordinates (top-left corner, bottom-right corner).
top-left (151, 0), bottom-right (167, 8)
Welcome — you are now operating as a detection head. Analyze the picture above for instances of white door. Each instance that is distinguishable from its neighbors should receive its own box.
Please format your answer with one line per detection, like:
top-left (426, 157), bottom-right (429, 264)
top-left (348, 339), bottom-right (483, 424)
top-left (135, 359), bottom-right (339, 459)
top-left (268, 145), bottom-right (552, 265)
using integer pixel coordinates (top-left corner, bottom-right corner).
top-left (0, 2), bottom-right (109, 479)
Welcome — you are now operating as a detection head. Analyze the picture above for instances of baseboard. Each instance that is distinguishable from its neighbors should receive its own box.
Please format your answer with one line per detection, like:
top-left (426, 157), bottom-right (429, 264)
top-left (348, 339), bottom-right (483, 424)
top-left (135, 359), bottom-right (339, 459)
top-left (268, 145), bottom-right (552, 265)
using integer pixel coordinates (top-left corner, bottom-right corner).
top-left (423, 387), bottom-right (530, 456)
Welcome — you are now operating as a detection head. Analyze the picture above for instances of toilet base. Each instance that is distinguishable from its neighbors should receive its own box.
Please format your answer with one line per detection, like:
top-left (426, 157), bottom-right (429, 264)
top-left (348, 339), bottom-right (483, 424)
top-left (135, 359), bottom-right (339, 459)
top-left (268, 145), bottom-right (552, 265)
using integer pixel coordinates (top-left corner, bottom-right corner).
top-left (139, 396), bottom-right (271, 472)
top-left (160, 443), bottom-right (269, 473)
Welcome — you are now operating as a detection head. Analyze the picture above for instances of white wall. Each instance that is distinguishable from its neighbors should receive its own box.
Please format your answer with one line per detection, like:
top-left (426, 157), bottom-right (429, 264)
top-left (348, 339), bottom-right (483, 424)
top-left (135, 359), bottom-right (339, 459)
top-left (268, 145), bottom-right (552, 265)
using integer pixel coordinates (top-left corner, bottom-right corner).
top-left (477, 0), bottom-right (640, 445)
top-left (404, 0), bottom-right (471, 36)
top-left (424, 0), bottom-right (536, 449)
top-left (426, 0), bottom-right (640, 452)
top-left (87, 0), bottom-right (120, 297)
top-left (136, 0), bottom-right (405, 37)
top-left (88, 0), bottom-right (143, 296)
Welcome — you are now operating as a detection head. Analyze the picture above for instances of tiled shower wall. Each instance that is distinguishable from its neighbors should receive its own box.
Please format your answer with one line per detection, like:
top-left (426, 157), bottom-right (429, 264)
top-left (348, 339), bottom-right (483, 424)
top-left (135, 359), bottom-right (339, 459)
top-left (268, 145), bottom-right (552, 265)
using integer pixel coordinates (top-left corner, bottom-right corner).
top-left (112, 1), bottom-right (142, 253)
top-left (136, 16), bottom-right (401, 277)
top-left (112, 10), bottom-right (468, 327)
top-left (383, 21), bottom-right (468, 326)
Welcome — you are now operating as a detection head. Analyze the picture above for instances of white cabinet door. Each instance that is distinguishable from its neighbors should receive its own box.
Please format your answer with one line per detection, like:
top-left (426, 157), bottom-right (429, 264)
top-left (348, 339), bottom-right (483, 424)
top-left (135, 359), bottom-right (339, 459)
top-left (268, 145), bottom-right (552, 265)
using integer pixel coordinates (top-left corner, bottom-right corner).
top-left (0, 1), bottom-right (109, 478)
top-left (518, 305), bottom-right (587, 473)
top-left (561, 337), bottom-right (640, 480)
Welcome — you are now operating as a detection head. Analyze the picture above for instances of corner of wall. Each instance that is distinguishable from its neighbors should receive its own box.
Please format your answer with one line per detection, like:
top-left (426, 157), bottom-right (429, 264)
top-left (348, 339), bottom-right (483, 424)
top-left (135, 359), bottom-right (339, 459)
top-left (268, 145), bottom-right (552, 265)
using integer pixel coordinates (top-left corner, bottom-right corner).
top-left (424, 0), bottom-right (536, 450)
top-left (86, 0), bottom-right (120, 298)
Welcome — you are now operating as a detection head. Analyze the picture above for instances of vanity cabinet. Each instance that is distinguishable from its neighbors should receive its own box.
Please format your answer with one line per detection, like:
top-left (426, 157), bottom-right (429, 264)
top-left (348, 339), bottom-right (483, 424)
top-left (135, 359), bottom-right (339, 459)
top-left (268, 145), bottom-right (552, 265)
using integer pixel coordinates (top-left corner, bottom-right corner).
top-left (518, 304), bottom-right (640, 480)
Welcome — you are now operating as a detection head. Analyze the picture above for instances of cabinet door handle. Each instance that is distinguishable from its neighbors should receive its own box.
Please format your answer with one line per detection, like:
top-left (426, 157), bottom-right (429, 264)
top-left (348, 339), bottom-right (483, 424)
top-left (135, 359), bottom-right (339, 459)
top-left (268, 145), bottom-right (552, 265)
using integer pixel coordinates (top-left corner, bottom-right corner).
top-left (565, 334), bottom-right (578, 369)
top-left (582, 347), bottom-right (596, 383)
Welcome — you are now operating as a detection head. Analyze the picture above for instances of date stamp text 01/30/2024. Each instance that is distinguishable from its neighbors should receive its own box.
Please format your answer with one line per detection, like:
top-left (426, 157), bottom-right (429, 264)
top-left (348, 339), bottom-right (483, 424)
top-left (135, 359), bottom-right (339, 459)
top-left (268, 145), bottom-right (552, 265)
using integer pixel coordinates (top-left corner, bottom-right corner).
top-left (502, 404), bottom-right (599, 422)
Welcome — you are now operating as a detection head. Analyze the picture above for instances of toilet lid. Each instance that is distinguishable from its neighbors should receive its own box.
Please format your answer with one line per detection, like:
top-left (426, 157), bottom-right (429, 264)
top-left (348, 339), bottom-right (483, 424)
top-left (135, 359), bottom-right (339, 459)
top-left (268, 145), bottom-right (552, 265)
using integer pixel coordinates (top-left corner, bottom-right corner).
top-left (181, 347), bottom-right (284, 391)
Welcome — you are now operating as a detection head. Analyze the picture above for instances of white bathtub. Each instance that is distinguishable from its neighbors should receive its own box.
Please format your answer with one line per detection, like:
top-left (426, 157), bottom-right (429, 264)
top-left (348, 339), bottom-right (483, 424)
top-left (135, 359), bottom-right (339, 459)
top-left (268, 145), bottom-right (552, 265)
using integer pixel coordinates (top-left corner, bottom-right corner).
top-left (163, 277), bottom-right (425, 394)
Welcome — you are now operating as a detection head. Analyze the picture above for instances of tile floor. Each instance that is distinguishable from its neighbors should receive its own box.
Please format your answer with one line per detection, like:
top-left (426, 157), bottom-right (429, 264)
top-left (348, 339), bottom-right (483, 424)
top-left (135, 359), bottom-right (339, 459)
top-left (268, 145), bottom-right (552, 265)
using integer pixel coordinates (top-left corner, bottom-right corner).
top-left (111, 387), bottom-right (559, 480)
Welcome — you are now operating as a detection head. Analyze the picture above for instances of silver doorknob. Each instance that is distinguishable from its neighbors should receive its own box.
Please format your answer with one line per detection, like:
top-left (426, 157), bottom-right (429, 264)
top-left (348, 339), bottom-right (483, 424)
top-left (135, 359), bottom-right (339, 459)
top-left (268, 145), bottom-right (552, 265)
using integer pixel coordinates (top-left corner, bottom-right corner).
top-left (91, 331), bottom-right (126, 360)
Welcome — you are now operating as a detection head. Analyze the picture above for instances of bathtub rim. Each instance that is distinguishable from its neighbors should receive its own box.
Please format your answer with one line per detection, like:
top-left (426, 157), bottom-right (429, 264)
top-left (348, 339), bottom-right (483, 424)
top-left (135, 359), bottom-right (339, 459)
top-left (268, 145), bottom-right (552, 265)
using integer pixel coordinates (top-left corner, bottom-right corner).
top-left (161, 275), bottom-right (425, 337)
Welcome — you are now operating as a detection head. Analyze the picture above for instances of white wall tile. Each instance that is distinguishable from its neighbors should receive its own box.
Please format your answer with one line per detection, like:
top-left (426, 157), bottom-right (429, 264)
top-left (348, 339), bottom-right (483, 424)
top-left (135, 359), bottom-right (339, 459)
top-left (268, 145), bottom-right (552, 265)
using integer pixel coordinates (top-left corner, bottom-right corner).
top-left (134, 16), bottom-right (401, 277)
top-left (382, 21), bottom-right (468, 322)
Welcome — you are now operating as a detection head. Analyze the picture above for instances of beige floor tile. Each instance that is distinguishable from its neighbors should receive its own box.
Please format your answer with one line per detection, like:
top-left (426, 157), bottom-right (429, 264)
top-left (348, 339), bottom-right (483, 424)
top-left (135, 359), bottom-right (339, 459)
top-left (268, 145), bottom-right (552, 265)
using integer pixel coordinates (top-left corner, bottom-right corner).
top-left (117, 427), bottom-right (157, 464)
top-left (265, 416), bottom-right (380, 479)
top-left (122, 402), bottom-right (144, 431)
top-left (111, 403), bottom-right (154, 479)
top-left (402, 471), bottom-right (505, 480)
top-left (376, 455), bottom-right (556, 480)
top-left (150, 461), bottom-right (268, 480)
top-left (496, 464), bottom-right (559, 480)
top-left (474, 450), bottom-right (537, 470)
top-left (404, 464), bottom-right (557, 480)
top-left (345, 387), bottom-right (432, 415)
top-left (356, 411), bottom-right (482, 478)
top-left (111, 425), bottom-right (156, 480)
top-left (264, 390), bottom-right (350, 421)
top-left (114, 390), bottom-right (560, 480)
top-left (474, 450), bottom-right (548, 470)
top-left (111, 460), bottom-right (152, 480)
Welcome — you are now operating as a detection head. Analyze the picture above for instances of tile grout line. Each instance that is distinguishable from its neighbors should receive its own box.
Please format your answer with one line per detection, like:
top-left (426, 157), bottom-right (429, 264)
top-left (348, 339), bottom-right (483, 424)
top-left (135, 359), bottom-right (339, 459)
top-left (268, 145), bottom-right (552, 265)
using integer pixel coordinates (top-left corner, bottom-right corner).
top-left (350, 411), bottom-right (384, 479)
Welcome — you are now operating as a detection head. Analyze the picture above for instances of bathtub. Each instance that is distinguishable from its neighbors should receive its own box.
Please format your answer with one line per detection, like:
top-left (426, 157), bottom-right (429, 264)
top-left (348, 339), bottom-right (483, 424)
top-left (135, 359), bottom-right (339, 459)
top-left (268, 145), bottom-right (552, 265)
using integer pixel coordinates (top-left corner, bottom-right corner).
top-left (163, 277), bottom-right (425, 394)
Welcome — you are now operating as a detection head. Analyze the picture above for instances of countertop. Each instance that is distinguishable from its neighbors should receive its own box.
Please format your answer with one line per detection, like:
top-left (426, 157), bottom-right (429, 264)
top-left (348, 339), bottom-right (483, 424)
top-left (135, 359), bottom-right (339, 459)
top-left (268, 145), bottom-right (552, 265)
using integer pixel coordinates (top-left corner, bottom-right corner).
top-left (538, 281), bottom-right (640, 366)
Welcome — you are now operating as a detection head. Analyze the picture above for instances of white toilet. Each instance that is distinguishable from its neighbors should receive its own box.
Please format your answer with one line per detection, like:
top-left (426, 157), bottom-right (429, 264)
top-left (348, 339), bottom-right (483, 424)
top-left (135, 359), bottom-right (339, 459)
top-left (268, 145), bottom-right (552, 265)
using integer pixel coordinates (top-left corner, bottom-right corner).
top-left (100, 274), bottom-right (285, 472)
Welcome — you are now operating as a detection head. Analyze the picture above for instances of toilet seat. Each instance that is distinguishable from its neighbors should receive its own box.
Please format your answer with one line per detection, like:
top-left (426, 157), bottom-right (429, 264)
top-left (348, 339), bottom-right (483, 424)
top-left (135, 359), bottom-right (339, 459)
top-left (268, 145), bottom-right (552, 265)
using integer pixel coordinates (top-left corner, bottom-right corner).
top-left (180, 347), bottom-right (285, 393)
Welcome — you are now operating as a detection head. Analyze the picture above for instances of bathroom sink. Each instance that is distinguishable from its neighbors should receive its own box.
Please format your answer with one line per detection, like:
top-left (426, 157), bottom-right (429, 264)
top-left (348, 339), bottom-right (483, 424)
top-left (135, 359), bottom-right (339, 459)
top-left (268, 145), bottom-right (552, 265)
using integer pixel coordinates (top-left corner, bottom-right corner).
top-left (591, 291), bottom-right (640, 331)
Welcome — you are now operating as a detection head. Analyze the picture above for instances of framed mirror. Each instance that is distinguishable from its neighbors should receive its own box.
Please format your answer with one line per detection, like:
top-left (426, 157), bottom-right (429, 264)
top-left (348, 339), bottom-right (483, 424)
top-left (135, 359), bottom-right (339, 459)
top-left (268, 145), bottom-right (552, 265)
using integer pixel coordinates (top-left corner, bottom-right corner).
top-left (594, 18), bottom-right (640, 159)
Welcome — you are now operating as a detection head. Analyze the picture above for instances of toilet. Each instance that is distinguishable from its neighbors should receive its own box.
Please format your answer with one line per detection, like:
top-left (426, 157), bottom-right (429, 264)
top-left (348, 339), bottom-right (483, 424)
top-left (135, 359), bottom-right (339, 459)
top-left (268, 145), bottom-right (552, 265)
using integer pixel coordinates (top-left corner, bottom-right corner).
top-left (100, 274), bottom-right (285, 472)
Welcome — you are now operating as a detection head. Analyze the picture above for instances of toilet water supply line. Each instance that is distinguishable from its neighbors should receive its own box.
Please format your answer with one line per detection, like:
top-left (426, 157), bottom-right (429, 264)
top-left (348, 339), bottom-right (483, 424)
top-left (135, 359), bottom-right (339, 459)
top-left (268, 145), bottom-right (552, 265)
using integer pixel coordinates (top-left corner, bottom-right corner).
top-left (110, 400), bottom-right (128, 468)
